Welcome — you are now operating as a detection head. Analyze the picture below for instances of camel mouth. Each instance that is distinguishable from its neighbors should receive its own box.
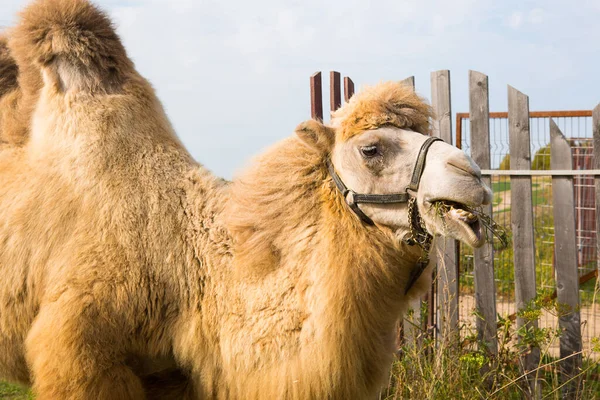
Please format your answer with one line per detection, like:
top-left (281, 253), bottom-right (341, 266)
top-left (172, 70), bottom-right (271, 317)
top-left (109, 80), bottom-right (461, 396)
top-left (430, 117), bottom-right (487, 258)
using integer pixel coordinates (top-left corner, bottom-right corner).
top-left (429, 200), bottom-right (486, 248)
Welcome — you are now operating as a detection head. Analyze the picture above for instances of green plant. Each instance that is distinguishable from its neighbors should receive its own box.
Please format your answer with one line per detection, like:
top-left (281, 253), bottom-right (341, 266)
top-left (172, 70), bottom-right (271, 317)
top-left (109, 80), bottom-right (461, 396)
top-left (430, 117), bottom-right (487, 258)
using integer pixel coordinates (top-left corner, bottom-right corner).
top-left (383, 293), bottom-right (600, 400)
top-left (532, 145), bottom-right (551, 171)
top-left (0, 381), bottom-right (32, 400)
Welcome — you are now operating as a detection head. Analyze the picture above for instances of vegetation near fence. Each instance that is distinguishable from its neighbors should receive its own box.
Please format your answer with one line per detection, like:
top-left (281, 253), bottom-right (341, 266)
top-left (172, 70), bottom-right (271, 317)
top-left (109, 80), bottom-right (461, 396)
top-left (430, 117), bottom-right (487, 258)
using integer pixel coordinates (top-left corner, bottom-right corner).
top-left (312, 70), bottom-right (600, 399)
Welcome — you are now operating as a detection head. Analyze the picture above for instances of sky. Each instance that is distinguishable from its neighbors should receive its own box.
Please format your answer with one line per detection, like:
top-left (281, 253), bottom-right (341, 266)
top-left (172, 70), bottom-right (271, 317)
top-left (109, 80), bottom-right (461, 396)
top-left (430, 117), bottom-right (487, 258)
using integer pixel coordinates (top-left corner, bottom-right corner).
top-left (1, 0), bottom-right (599, 178)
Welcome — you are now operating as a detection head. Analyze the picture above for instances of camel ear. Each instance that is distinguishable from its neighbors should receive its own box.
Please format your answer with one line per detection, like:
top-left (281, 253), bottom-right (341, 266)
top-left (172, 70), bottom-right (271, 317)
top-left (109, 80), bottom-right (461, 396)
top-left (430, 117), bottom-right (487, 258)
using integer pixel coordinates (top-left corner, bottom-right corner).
top-left (295, 119), bottom-right (335, 152)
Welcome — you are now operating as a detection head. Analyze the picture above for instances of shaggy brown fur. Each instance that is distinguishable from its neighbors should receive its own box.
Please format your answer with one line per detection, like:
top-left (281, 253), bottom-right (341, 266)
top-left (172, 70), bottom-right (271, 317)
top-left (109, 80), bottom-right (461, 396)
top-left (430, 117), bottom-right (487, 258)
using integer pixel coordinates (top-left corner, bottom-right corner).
top-left (0, 34), bottom-right (29, 146)
top-left (0, 1), bottom-right (440, 399)
top-left (0, 37), bottom-right (18, 98)
top-left (331, 81), bottom-right (433, 140)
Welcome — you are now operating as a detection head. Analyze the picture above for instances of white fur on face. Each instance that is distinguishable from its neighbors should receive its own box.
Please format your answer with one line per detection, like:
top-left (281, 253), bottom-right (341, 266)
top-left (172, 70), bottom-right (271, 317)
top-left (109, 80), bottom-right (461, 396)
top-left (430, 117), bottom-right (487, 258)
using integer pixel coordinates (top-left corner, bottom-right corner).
top-left (331, 126), bottom-right (492, 245)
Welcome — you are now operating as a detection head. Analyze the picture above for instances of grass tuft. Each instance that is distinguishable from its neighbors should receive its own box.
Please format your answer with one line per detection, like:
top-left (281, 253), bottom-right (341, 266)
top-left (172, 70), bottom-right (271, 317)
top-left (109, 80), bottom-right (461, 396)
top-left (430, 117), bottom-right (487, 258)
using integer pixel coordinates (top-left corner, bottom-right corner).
top-left (432, 201), bottom-right (509, 250)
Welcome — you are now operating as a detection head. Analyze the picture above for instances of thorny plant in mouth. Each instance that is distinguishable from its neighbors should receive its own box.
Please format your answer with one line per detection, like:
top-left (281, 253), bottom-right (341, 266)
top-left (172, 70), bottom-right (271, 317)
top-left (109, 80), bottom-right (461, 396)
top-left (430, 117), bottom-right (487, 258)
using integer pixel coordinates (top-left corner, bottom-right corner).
top-left (432, 201), bottom-right (509, 250)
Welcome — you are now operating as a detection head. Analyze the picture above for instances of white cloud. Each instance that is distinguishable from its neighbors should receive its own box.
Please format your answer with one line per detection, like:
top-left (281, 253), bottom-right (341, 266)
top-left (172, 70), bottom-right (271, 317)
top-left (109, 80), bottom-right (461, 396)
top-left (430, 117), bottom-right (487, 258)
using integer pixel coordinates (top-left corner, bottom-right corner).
top-left (507, 11), bottom-right (523, 29)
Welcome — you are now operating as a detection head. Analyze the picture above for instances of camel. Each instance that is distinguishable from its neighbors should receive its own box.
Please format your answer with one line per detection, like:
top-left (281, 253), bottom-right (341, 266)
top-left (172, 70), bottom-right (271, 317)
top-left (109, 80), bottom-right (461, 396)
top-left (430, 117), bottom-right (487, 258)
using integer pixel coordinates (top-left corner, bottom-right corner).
top-left (0, 0), bottom-right (492, 398)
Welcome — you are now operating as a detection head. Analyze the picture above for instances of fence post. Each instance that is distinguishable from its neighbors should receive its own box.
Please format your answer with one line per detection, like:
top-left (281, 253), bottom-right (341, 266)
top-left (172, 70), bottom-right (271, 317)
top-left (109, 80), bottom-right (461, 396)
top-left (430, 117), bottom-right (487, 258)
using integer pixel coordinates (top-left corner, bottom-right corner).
top-left (400, 76), bottom-right (424, 349)
top-left (508, 86), bottom-right (540, 398)
top-left (469, 71), bottom-right (498, 358)
top-left (401, 76), bottom-right (415, 89)
top-left (310, 72), bottom-right (323, 121)
top-left (431, 70), bottom-right (459, 344)
top-left (399, 74), bottom-right (438, 345)
top-left (594, 104), bottom-right (600, 269)
top-left (343, 77), bottom-right (355, 103)
top-left (550, 119), bottom-right (583, 397)
top-left (330, 71), bottom-right (341, 114)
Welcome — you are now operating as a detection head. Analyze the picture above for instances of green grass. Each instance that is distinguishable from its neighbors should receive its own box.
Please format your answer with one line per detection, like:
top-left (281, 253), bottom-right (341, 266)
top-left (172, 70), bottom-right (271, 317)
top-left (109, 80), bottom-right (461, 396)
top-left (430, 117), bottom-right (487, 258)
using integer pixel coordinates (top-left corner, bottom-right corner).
top-left (0, 381), bottom-right (31, 400)
top-left (384, 297), bottom-right (600, 399)
top-left (491, 180), bottom-right (541, 194)
top-left (492, 180), bottom-right (511, 193)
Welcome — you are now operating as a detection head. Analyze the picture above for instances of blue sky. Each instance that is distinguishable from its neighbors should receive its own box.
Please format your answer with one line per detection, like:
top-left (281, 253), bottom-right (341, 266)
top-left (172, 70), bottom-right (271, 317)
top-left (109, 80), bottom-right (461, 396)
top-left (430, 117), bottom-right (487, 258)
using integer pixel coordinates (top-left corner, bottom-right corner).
top-left (1, 0), bottom-right (599, 178)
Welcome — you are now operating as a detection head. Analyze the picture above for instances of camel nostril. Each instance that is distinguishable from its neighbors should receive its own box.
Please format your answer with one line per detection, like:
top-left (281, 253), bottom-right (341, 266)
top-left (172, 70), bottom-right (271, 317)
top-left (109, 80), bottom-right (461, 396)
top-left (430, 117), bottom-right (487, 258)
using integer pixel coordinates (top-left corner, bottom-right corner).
top-left (482, 186), bottom-right (493, 205)
top-left (447, 156), bottom-right (482, 179)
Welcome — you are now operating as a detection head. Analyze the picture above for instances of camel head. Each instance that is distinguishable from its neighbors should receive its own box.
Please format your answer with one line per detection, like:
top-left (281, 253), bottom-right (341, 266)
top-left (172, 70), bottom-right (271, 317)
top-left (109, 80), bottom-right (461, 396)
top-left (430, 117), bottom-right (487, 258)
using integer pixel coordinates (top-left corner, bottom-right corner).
top-left (296, 81), bottom-right (492, 248)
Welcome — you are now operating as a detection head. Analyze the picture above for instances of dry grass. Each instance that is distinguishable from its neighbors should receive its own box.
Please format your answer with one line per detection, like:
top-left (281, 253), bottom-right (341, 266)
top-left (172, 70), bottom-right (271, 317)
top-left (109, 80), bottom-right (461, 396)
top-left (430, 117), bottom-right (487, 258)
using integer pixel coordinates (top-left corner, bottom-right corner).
top-left (383, 276), bottom-right (600, 400)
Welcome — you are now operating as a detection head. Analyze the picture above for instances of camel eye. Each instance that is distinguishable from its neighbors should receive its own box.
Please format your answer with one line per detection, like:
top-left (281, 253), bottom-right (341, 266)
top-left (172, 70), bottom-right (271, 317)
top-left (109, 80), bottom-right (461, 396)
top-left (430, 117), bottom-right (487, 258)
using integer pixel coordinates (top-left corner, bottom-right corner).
top-left (360, 145), bottom-right (379, 158)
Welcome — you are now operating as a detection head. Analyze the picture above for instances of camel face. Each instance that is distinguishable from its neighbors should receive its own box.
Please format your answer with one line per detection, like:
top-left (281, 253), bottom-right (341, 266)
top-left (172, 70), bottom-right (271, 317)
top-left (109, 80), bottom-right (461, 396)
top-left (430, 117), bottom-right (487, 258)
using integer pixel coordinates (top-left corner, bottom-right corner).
top-left (331, 126), bottom-right (492, 247)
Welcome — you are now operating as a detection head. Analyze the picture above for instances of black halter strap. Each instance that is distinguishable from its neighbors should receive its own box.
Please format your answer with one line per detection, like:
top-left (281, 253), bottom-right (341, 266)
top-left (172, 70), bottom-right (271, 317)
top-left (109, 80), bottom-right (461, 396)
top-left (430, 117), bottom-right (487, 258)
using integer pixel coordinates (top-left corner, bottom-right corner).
top-left (328, 136), bottom-right (442, 295)
top-left (327, 136), bottom-right (442, 226)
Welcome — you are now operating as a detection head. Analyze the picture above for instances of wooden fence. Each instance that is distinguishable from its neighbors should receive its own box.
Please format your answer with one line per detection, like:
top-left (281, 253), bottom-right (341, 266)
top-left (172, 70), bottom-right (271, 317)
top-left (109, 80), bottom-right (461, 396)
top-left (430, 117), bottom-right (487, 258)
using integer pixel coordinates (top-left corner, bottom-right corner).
top-left (309, 70), bottom-right (600, 397)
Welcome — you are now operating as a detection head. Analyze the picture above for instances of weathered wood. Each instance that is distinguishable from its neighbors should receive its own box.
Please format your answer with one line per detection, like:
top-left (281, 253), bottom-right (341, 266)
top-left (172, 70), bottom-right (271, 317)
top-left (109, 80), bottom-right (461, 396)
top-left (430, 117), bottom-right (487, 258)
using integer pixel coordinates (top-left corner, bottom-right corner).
top-left (402, 299), bottom-right (422, 349)
top-left (469, 70), bottom-right (498, 356)
top-left (508, 85), bottom-right (540, 397)
top-left (401, 76), bottom-right (415, 91)
top-left (330, 71), bottom-right (341, 113)
top-left (399, 74), bottom-right (425, 346)
top-left (457, 110), bottom-right (592, 119)
top-left (431, 70), bottom-right (458, 343)
top-left (550, 119), bottom-right (583, 397)
top-left (310, 72), bottom-right (323, 121)
top-left (431, 71), bottom-right (452, 143)
top-left (594, 104), bottom-right (600, 271)
top-left (343, 77), bottom-right (355, 103)
top-left (480, 169), bottom-right (600, 176)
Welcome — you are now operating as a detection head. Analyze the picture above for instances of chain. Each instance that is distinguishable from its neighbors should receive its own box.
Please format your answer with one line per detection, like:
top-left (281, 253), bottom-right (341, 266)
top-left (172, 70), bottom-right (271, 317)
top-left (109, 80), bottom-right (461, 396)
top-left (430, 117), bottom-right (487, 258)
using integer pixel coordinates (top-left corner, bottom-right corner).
top-left (403, 198), bottom-right (434, 294)
top-left (407, 197), bottom-right (433, 262)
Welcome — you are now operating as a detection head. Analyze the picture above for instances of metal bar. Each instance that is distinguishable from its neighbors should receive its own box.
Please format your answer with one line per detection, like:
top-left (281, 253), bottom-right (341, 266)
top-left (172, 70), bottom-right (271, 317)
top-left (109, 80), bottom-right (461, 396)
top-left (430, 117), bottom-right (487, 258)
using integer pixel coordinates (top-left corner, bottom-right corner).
top-left (481, 169), bottom-right (600, 176)
top-left (310, 72), bottom-right (323, 121)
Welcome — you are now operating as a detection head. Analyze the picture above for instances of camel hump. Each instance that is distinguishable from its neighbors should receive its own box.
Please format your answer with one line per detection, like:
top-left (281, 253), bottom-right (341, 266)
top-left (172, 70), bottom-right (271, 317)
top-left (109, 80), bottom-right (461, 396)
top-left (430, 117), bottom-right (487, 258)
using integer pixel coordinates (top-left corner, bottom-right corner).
top-left (10, 0), bottom-right (133, 93)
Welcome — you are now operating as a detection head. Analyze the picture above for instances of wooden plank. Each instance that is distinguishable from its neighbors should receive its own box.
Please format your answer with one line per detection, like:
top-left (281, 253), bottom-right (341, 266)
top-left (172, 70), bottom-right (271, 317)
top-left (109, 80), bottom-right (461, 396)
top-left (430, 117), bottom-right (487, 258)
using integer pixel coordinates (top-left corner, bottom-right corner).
top-left (401, 76), bottom-right (415, 91)
top-left (594, 104), bottom-right (600, 272)
top-left (402, 74), bottom-right (438, 341)
top-left (398, 75), bottom-right (436, 347)
top-left (404, 72), bottom-right (433, 338)
top-left (399, 75), bottom-right (425, 345)
top-left (430, 70), bottom-right (458, 344)
top-left (401, 73), bottom-right (423, 345)
top-left (343, 77), bottom-right (355, 103)
top-left (330, 71), bottom-right (341, 113)
top-left (310, 72), bottom-right (323, 121)
top-left (480, 169), bottom-right (600, 176)
top-left (431, 71), bottom-right (452, 143)
top-left (508, 85), bottom-right (540, 397)
top-left (455, 110), bottom-right (593, 119)
top-left (550, 119), bottom-right (583, 397)
top-left (402, 299), bottom-right (422, 349)
top-left (469, 70), bottom-right (498, 357)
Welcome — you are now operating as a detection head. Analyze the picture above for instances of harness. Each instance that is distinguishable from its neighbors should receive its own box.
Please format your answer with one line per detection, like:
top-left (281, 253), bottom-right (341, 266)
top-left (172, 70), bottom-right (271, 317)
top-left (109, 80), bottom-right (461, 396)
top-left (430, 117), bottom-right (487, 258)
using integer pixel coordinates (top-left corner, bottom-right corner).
top-left (327, 136), bottom-right (442, 294)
